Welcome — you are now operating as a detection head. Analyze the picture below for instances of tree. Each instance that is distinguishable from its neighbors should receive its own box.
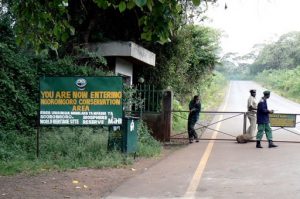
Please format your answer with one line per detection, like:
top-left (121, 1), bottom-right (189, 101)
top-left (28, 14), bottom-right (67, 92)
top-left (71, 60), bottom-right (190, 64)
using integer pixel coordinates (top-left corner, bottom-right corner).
top-left (143, 24), bottom-right (221, 98)
top-left (2, 0), bottom-right (221, 99)
top-left (11, 0), bottom-right (215, 54)
top-left (250, 31), bottom-right (300, 74)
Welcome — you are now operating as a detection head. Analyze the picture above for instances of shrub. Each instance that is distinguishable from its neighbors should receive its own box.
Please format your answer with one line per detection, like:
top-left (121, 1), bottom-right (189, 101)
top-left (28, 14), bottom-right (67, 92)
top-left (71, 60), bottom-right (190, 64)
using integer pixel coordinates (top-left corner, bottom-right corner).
top-left (137, 122), bottom-right (161, 157)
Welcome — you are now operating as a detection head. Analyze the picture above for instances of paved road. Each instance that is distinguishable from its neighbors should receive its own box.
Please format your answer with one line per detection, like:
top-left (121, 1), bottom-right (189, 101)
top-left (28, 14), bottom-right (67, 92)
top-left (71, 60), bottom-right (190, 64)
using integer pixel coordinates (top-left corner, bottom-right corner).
top-left (105, 80), bottom-right (300, 199)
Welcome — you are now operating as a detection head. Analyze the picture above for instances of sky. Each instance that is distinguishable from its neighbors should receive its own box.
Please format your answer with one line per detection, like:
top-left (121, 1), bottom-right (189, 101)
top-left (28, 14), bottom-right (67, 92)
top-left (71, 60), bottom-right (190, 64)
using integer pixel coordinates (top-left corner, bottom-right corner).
top-left (203, 0), bottom-right (300, 55)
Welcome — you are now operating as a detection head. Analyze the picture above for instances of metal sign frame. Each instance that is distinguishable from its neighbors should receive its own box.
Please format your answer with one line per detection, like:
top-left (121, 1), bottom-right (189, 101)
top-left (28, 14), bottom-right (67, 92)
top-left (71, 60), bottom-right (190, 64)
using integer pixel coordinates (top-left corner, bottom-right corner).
top-left (39, 76), bottom-right (123, 126)
top-left (270, 113), bottom-right (296, 128)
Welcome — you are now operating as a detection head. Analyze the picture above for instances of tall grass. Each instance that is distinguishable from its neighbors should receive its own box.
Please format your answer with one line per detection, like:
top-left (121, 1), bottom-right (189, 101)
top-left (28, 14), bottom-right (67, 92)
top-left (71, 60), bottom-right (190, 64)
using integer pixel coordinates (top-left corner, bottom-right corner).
top-left (137, 122), bottom-right (161, 157)
top-left (0, 122), bottom-right (161, 176)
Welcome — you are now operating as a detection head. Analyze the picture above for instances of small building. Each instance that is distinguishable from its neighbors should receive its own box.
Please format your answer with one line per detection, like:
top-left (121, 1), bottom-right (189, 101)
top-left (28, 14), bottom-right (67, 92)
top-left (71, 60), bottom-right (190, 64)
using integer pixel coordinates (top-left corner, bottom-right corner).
top-left (86, 41), bottom-right (171, 142)
top-left (86, 41), bottom-right (156, 85)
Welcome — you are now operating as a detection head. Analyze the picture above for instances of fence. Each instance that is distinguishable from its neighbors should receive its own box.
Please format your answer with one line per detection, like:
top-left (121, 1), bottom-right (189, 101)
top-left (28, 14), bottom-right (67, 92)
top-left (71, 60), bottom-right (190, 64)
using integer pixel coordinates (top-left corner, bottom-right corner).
top-left (136, 84), bottom-right (163, 113)
top-left (171, 111), bottom-right (300, 143)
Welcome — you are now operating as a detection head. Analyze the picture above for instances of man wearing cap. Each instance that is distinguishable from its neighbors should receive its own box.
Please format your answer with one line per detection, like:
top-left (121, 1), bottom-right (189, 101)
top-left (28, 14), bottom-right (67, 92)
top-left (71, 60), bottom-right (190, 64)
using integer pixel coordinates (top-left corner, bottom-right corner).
top-left (247, 89), bottom-right (257, 138)
top-left (256, 90), bottom-right (278, 148)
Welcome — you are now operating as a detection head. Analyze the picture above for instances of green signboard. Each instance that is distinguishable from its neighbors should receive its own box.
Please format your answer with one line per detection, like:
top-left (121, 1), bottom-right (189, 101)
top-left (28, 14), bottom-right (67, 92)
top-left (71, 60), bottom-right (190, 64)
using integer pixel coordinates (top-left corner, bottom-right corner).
top-left (39, 76), bottom-right (123, 126)
top-left (270, 113), bottom-right (296, 127)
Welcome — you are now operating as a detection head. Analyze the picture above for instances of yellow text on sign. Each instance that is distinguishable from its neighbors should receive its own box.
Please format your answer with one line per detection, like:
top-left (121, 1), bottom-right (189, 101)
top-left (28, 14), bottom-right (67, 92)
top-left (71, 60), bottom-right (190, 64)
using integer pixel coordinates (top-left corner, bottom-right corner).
top-left (270, 113), bottom-right (296, 127)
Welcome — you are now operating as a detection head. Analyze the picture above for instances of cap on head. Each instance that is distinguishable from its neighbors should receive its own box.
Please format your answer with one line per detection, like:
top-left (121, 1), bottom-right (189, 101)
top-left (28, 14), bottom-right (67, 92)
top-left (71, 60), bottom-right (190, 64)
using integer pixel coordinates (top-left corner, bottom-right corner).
top-left (263, 90), bottom-right (271, 96)
top-left (250, 89), bottom-right (256, 93)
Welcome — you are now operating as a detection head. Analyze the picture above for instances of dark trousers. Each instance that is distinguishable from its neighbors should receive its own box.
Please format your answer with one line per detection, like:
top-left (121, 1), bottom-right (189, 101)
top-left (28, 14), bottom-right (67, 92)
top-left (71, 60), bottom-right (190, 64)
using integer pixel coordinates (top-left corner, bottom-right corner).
top-left (188, 118), bottom-right (198, 140)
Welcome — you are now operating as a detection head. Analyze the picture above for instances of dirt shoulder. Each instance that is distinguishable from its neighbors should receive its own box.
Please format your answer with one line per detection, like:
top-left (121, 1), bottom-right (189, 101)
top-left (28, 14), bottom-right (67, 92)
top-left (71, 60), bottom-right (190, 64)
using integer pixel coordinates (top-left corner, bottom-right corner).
top-left (0, 145), bottom-right (183, 199)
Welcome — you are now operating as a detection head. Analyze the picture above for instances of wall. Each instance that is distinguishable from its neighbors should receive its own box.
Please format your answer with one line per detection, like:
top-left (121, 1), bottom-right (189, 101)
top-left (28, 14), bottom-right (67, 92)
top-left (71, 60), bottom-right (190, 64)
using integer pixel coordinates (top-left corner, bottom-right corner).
top-left (115, 57), bottom-right (133, 85)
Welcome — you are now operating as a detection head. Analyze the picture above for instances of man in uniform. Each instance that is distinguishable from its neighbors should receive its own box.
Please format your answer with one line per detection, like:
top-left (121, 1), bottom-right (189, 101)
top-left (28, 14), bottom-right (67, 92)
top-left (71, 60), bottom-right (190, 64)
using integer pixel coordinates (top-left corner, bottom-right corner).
top-left (247, 89), bottom-right (257, 138)
top-left (187, 95), bottom-right (201, 143)
top-left (256, 90), bottom-right (278, 148)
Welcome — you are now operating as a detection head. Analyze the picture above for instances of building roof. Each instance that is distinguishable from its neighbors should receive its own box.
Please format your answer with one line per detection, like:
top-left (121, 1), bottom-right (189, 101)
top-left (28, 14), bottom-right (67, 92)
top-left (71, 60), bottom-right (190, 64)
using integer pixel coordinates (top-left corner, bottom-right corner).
top-left (87, 41), bottom-right (156, 67)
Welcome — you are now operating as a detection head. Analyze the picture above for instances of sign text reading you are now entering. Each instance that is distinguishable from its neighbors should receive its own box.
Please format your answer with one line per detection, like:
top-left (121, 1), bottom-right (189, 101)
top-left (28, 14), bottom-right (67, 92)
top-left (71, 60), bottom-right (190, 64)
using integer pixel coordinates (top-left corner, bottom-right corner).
top-left (39, 76), bottom-right (123, 126)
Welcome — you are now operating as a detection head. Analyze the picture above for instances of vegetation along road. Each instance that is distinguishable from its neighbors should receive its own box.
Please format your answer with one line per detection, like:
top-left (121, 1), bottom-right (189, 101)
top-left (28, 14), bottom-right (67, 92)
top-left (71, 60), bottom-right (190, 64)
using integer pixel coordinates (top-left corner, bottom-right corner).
top-left (106, 80), bottom-right (300, 198)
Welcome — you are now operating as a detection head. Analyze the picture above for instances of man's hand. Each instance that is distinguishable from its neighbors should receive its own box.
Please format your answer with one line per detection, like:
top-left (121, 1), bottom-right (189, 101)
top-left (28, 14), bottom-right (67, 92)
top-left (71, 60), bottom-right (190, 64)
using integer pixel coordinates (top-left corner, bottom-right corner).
top-left (190, 108), bottom-right (196, 112)
top-left (269, 110), bottom-right (274, 114)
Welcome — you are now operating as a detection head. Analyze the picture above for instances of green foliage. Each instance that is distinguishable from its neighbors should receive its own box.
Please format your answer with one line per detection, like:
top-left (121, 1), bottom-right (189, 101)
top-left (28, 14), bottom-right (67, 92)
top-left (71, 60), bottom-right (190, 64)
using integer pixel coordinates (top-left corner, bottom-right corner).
top-left (0, 13), bottom-right (14, 45)
top-left (11, 0), bottom-right (210, 52)
top-left (14, 0), bottom-right (74, 53)
top-left (255, 67), bottom-right (300, 102)
top-left (0, 43), bottom-right (37, 134)
top-left (145, 25), bottom-right (221, 100)
top-left (198, 71), bottom-right (227, 109)
top-left (172, 99), bottom-right (189, 133)
top-left (137, 122), bottom-right (161, 157)
top-left (39, 127), bottom-right (108, 161)
top-left (0, 122), bottom-right (160, 175)
top-left (218, 31), bottom-right (300, 79)
top-left (250, 31), bottom-right (300, 74)
top-left (172, 71), bottom-right (228, 134)
top-left (0, 42), bottom-right (110, 134)
top-left (0, 127), bottom-right (133, 175)
top-left (0, 130), bottom-right (36, 161)
top-left (123, 85), bottom-right (145, 114)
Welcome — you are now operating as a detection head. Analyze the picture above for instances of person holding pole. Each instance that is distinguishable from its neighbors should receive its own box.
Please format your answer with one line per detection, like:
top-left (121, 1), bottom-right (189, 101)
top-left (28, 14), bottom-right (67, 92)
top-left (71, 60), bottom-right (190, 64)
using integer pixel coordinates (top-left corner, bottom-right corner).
top-left (246, 89), bottom-right (257, 138)
top-left (187, 95), bottom-right (201, 144)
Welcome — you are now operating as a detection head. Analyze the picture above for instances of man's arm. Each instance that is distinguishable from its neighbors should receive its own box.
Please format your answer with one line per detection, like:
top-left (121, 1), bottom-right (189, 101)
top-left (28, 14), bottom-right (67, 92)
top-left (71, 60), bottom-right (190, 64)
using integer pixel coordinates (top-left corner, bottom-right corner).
top-left (248, 98), bottom-right (257, 111)
top-left (189, 101), bottom-right (194, 112)
top-left (189, 101), bottom-right (201, 112)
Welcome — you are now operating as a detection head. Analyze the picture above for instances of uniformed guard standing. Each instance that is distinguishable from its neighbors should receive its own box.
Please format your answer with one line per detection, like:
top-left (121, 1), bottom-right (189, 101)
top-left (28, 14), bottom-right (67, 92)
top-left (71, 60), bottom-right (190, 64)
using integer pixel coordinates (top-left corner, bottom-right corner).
top-left (256, 91), bottom-right (278, 148)
top-left (246, 89), bottom-right (257, 138)
top-left (187, 95), bottom-right (201, 143)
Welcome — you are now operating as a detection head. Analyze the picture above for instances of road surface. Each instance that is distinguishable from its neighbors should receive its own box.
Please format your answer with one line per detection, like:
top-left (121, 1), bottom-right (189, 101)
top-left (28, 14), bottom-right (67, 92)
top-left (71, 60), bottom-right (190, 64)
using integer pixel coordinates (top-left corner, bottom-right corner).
top-left (105, 80), bottom-right (300, 199)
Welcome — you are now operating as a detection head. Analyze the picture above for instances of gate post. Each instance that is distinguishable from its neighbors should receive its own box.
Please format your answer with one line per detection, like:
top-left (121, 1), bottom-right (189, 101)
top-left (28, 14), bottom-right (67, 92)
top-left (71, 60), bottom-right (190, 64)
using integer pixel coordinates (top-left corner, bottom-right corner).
top-left (243, 113), bottom-right (247, 134)
top-left (162, 90), bottom-right (173, 142)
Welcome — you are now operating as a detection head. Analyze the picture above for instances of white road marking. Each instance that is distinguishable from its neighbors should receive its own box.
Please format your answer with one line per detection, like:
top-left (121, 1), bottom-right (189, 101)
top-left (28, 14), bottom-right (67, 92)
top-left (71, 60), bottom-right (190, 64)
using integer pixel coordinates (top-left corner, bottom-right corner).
top-left (184, 82), bottom-right (232, 198)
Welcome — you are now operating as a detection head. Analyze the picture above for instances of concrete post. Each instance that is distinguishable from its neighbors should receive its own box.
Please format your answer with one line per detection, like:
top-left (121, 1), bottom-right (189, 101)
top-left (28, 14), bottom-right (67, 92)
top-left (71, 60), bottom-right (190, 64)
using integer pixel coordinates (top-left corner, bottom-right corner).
top-left (162, 90), bottom-right (173, 142)
top-left (243, 113), bottom-right (247, 134)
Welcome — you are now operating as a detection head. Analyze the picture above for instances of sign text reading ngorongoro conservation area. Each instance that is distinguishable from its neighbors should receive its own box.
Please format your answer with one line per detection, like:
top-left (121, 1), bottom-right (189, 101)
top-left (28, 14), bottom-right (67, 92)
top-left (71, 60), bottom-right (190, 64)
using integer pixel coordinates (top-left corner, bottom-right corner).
top-left (39, 77), bottom-right (123, 126)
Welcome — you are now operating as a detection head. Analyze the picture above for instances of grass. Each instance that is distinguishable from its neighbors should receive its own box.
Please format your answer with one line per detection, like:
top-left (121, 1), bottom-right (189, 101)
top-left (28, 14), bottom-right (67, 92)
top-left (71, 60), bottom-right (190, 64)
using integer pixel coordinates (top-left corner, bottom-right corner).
top-left (0, 124), bottom-right (161, 176)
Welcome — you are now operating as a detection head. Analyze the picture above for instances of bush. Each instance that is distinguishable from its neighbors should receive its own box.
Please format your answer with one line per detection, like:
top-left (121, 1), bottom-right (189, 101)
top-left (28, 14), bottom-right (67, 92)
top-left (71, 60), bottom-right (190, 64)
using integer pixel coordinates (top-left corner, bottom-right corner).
top-left (0, 42), bottom-right (111, 135)
top-left (255, 67), bottom-right (300, 102)
top-left (137, 122), bottom-right (161, 157)
top-left (172, 99), bottom-right (188, 134)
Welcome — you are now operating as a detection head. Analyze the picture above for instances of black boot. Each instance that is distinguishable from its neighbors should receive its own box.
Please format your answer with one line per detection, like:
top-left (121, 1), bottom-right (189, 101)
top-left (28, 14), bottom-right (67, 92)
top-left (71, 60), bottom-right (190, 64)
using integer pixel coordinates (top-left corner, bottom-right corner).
top-left (256, 141), bottom-right (263, 148)
top-left (269, 140), bottom-right (278, 148)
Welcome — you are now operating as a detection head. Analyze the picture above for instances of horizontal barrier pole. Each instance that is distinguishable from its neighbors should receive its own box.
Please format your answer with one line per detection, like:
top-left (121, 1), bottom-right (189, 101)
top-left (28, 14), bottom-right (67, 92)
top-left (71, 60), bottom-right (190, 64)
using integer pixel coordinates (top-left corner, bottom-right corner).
top-left (170, 137), bottom-right (300, 143)
top-left (171, 110), bottom-right (245, 114)
top-left (170, 137), bottom-right (236, 141)
top-left (171, 110), bottom-right (300, 115)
